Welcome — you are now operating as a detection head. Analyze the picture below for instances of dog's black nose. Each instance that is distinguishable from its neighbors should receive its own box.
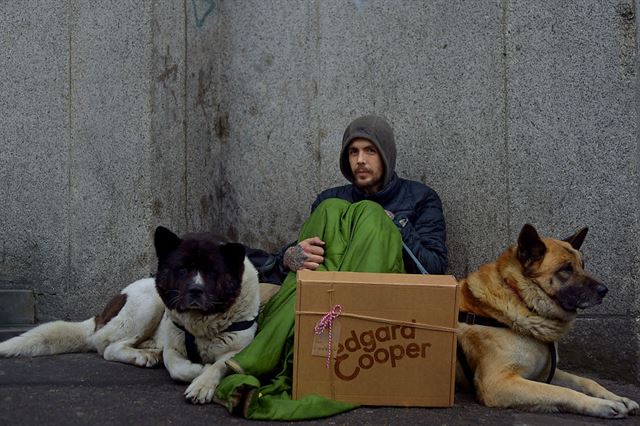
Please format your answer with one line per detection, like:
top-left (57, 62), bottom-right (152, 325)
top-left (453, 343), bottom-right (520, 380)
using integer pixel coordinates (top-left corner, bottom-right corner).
top-left (188, 284), bottom-right (203, 299)
top-left (596, 284), bottom-right (608, 298)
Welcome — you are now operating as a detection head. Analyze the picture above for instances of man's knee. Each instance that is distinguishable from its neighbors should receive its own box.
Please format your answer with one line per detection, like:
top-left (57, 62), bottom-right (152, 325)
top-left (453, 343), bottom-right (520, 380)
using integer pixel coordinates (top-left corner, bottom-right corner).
top-left (352, 200), bottom-right (387, 218)
top-left (313, 198), bottom-right (392, 229)
top-left (315, 198), bottom-right (351, 213)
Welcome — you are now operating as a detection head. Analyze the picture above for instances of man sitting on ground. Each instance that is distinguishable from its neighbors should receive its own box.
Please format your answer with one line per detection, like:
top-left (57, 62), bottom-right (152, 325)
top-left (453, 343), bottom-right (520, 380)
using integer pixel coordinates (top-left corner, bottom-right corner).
top-left (216, 114), bottom-right (448, 420)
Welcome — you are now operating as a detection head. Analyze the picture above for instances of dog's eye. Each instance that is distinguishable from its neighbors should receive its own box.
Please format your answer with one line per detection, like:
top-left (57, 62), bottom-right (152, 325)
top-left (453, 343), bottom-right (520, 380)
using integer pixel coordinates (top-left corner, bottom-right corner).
top-left (559, 264), bottom-right (573, 274)
top-left (177, 268), bottom-right (189, 277)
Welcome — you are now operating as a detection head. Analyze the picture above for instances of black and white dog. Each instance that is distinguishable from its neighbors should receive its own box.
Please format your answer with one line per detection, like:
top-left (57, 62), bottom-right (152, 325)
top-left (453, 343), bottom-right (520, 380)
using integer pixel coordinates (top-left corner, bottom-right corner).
top-left (0, 226), bottom-right (260, 404)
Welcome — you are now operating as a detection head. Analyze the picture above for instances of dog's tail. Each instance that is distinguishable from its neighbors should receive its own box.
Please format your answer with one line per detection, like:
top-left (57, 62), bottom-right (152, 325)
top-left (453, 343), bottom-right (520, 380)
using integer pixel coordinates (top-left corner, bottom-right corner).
top-left (0, 318), bottom-right (96, 357)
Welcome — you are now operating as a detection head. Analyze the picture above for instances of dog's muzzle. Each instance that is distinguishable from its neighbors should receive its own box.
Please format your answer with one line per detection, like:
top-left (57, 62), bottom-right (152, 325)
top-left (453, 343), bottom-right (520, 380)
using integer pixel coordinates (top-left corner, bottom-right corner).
top-left (557, 278), bottom-right (608, 311)
top-left (184, 282), bottom-right (206, 309)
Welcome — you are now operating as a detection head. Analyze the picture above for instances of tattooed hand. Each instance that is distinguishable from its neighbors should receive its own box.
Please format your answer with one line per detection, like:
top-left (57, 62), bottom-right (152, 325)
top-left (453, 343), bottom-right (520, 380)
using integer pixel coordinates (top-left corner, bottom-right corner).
top-left (283, 237), bottom-right (325, 272)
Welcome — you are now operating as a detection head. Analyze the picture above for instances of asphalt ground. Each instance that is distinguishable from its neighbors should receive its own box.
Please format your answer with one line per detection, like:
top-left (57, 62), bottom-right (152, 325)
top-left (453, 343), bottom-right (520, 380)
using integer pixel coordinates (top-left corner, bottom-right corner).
top-left (1, 353), bottom-right (639, 425)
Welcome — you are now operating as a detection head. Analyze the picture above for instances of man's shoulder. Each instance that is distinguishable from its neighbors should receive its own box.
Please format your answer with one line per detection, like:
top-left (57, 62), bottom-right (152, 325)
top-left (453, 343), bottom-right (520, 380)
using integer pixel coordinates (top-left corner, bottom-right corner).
top-left (397, 177), bottom-right (440, 198)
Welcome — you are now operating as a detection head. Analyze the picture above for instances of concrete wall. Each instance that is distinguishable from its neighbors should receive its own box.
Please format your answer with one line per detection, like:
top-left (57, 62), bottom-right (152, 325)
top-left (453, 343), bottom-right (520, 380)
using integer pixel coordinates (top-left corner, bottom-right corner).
top-left (1, 1), bottom-right (157, 321)
top-left (0, 0), bottom-right (217, 320)
top-left (1, 0), bottom-right (637, 379)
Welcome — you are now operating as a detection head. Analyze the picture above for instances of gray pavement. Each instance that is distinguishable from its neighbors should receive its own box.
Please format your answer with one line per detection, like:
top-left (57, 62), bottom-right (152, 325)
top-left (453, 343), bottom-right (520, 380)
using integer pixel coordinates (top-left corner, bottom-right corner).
top-left (0, 353), bottom-right (638, 425)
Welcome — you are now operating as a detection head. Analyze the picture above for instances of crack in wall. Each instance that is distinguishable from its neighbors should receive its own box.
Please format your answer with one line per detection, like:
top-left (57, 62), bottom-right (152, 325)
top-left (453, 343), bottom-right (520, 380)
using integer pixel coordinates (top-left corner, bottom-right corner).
top-left (501, 0), bottom-right (511, 243)
top-left (66, 0), bottom-right (74, 306)
top-left (183, 0), bottom-right (189, 230)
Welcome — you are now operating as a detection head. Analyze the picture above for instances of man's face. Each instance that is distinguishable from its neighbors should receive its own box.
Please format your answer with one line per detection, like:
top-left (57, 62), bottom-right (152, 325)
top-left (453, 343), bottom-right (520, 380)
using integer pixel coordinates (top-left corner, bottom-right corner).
top-left (348, 138), bottom-right (384, 194)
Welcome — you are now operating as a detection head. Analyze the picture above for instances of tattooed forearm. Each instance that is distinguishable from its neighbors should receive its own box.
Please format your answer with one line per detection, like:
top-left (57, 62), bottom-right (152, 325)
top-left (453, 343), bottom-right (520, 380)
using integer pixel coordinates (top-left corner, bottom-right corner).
top-left (284, 245), bottom-right (307, 271)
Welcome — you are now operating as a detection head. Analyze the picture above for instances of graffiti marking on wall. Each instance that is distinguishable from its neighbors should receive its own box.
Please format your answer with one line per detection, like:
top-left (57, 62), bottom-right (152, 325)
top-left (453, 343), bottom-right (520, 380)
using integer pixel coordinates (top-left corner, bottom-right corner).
top-left (192, 0), bottom-right (216, 28)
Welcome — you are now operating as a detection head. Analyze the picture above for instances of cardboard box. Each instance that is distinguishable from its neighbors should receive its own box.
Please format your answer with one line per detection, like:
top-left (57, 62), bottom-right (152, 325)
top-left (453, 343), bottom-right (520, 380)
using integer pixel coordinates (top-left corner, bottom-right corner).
top-left (293, 271), bottom-right (459, 407)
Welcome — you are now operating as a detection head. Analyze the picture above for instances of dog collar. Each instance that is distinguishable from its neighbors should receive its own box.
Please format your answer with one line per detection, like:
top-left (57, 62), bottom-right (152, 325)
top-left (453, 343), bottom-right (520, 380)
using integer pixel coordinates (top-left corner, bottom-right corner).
top-left (172, 318), bottom-right (258, 364)
top-left (458, 311), bottom-right (507, 328)
top-left (223, 318), bottom-right (257, 333)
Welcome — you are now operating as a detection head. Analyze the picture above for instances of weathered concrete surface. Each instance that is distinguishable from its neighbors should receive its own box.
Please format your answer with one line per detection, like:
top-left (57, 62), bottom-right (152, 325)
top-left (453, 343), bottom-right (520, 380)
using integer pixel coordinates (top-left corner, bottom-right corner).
top-left (185, 0), bottom-right (224, 232)
top-left (560, 318), bottom-right (639, 382)
top-left (0, 1), bottom-right (216, 321)
top-left (211, 2), bottom-right (322, 246)
top-left (150, 0), bottom-right (189, 236)
top-left (0, 290), bottom-right (34, 325)
top-left (0, 2), bottom-right (158, 321)
top-left (0, 0), bottom-right (638, 380)
top-left (0, 2), bottom-right (72, 320)
top-left (66, 1), bottom-right (154, 321)
top-left (1, 353), bottom-right (639, 425)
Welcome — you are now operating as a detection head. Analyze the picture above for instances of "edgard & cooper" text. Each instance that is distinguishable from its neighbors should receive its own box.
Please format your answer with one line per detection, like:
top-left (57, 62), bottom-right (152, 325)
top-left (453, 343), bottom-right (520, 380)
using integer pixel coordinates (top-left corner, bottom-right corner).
top-left (334, 322), bottom-right (431, 381)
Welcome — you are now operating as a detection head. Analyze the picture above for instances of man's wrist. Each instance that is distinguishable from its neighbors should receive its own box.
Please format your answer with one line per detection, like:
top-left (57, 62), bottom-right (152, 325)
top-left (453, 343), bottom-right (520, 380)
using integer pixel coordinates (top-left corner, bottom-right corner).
top-left (284, 245), bottom-right (306, 271)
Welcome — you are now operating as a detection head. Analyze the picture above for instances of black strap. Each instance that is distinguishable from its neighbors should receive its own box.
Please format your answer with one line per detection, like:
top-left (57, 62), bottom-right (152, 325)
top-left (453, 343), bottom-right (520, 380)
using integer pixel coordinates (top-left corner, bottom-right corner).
top-left (458, 311), bottom-right (508, 328)
top-left (172, 317), bottom-right (257, 364)
top-left (457, 343), bottom-right (475, 389)
top-left (172, 322), bottom-right (202, 364)
top-left (223, 317), bottom-right (257, 333)
top-left (546, 342), bottom-right (557, 384)
top-left (457, 312), bottom-right (506, 390)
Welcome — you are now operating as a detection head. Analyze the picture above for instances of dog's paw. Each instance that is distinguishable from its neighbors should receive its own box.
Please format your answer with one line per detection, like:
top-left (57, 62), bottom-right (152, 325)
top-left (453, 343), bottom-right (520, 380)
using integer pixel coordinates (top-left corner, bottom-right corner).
top-left (133, 350), bottom-right (161, 368)
top-left (591, 399), bottom-right (629, 419)
top-left (184, 372), bottom-right (220, 404)
top-left (620, 397), bottom-right (639, 415)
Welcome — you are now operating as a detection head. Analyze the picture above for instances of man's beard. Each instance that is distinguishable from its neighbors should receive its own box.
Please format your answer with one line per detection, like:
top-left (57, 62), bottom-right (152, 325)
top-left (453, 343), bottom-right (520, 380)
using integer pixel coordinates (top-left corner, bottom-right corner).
top-left (354, 174), bottom-right (383, 194)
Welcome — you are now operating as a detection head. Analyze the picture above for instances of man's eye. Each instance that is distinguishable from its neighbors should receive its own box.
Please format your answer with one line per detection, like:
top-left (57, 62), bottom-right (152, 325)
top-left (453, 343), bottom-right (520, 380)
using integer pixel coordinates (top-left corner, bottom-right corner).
top-left (366, 148), bottom-right (376, 154)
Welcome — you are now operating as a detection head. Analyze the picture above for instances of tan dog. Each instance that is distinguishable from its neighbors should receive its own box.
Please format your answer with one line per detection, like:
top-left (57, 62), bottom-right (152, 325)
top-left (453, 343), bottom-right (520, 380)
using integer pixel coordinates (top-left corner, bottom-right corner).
top-left (456, 224), bottom-right (638, 418)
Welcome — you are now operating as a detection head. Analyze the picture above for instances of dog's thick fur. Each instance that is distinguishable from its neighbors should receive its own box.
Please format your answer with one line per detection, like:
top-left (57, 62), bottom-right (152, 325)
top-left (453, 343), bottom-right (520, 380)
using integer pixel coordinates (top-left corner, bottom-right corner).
top-left (457, 224), bottom-right (638, 418)
top-left (0, 226), bottom-right (260, 404)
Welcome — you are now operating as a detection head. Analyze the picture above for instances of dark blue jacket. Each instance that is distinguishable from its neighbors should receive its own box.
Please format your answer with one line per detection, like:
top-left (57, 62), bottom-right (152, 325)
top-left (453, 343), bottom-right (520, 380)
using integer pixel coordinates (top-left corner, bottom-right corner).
top-left (246, 173), bottom-right (448, 283)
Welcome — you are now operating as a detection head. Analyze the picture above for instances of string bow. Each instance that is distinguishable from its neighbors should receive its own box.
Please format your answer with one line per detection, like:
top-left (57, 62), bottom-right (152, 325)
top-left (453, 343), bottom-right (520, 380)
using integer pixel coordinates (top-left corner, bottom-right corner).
top-left (314, 304), bottom-right (342, 368)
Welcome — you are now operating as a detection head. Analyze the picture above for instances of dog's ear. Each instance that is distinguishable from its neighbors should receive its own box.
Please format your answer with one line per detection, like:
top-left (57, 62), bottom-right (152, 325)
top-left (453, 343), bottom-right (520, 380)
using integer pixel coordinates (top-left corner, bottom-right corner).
top-left (221, 243), bottom-right (246, 278)
top-left (563, 227), bottom-right (588, 250)
top-left (154, 226), bottom-right (181, 260)
top-left (517, 224), bottom-right (547, 270)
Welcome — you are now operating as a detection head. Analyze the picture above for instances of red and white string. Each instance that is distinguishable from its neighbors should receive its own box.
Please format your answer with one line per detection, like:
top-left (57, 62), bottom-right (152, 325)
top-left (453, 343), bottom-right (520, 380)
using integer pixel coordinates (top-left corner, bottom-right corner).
top-left (314, 304), bottom-right (342, 368)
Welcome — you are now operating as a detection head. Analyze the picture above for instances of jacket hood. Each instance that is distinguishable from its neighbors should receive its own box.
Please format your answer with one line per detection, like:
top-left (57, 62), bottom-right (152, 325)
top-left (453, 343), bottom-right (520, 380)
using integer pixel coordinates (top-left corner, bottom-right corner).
top-left (339, 114), bottom-right (397, 187)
